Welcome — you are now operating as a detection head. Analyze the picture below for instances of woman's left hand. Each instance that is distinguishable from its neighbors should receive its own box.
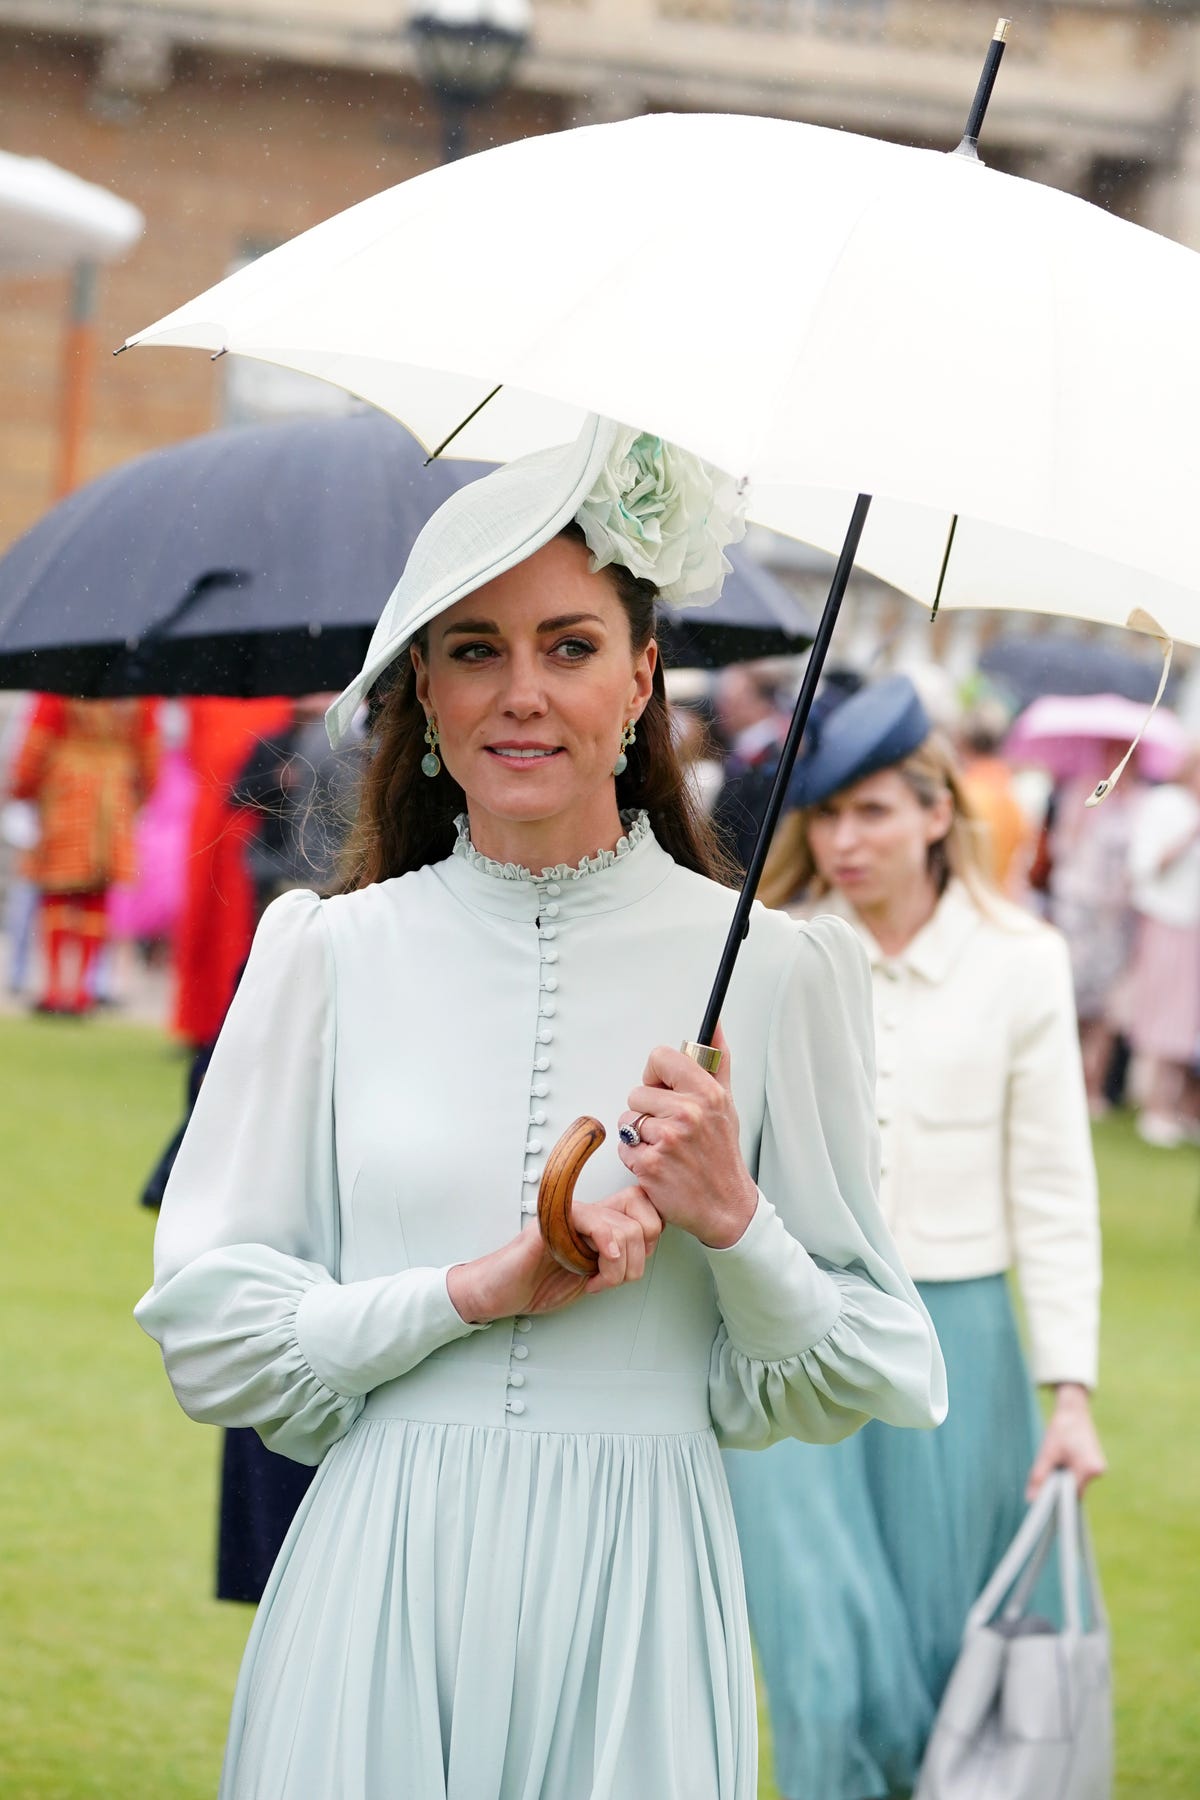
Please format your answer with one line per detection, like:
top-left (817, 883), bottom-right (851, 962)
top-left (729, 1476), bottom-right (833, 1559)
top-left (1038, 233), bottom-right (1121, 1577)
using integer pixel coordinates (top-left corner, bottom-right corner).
top-left (617, 1024), bottom-right (760, 1249)
top-left (1026, 1383), bottom-right (1108, 1499)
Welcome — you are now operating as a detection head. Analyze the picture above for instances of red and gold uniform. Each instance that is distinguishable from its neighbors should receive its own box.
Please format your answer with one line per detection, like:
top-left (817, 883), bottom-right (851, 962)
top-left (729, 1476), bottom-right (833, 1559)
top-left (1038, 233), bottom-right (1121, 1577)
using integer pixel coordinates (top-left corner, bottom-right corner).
top-left (11, 695), bottom-right (159, 1012)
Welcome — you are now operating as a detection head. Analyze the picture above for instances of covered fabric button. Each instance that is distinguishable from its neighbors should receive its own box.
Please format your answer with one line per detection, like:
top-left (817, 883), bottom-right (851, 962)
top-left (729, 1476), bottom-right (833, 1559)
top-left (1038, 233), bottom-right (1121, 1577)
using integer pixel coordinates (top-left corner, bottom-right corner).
top-left (526, 1138), bottom-right (543, 1155)
top-left (540, 948), bottom-right (558, 963)
top-left (523, 1168), bottom-right (539, 1184)
top-left (530, 1109), bottom-right (547, 1126)
top-left (507, 1370), bottom-right (526, 1388)
top-left (542, 902), bottom-right (560, 917)
top-left (539, 1000), bottom-right (557, 1018)
top-left (521, 1198), bottom-right (536, 1215)
top-left (511, 1342), bottom-right (529, 1360)
top-left (506, 1398), bottom-right (527, 1415)
top-left (539, 925), bottom-right (558, 941)
top-left (544, 882), bottom-right (561, 896)
top-left (540, 976), bottom-right (559, 993)
top-left (537, 1027), bottom-right (553, 1044)
top-left (534, 1056), bottom-right (550, 1072)
top-left (531, 1080), bottom-right (549, 1098)
top-left (515, 1317), bottom-right (532, 1333)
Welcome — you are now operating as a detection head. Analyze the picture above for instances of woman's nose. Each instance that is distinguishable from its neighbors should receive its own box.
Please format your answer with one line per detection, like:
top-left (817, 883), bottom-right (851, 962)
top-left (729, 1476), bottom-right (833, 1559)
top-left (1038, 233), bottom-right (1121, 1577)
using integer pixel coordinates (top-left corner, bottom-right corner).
top-left (500, 652), bottom-right (549, 716)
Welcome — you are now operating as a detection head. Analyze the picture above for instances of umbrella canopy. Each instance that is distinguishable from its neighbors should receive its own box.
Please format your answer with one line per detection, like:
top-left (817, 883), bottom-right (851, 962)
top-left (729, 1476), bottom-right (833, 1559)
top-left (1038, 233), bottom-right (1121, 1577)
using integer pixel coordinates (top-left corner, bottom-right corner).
top-left (979, 634), bottom-right (1175, 710)
top-left (0, 412), bottom-right (811, 697)
top-left (126, 109), bottom-right (1200, 648)
top-left (0, 149), bottom-right (142, 277)
top-left (1004, 693), bottom-right (1189, 785)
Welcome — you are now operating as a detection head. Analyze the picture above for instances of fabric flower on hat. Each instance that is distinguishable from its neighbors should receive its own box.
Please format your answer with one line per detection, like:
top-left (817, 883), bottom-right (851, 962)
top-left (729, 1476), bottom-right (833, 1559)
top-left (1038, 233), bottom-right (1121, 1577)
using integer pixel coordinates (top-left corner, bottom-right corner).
top-left (575, 428), bottom-right (746, 607)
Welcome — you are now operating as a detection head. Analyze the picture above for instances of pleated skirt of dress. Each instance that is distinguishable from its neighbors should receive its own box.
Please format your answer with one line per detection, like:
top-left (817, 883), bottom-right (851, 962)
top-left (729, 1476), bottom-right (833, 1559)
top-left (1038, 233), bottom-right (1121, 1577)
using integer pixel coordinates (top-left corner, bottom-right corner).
top-left (724, 1276), bottom-right (1042, 1800)
top-left (220, 1421), bottom-right (756, 1800)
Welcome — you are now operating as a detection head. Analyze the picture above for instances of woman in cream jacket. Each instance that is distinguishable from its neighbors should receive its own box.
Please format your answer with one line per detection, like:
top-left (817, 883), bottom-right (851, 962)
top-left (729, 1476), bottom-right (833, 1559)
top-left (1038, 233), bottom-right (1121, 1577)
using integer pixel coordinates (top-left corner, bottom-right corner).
top-left (724, 676), bottom-right (1104, 1800)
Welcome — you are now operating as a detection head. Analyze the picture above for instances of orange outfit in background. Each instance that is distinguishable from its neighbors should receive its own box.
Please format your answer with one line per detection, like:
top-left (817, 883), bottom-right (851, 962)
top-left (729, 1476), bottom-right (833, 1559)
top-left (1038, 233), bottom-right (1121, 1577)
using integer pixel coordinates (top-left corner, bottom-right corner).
top-left (173, 697), bottom-right (293, 1047)
top-left (11, 695), bottom-right (159, 1013)
top-left (962, 753), bottom-right (1029, 890)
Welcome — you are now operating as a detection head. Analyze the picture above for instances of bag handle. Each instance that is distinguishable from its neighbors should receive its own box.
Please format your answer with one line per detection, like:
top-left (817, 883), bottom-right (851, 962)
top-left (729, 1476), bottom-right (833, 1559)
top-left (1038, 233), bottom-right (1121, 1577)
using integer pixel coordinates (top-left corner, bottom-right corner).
top-left (966, 1471), bottom-right (1104, 1638)
top-left (965, 1475), bottom-right (1060, 1633)
top-left (1054, 1470), bottom-right (1083, 1636)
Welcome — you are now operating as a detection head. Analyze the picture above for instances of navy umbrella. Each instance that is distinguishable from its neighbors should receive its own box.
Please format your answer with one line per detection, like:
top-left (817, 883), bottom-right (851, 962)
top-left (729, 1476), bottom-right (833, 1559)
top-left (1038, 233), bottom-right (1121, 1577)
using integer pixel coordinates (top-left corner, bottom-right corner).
top-left (0, 413), bottom-right (812, 698)
top-left (979, 633), bottom-right (1176, 711)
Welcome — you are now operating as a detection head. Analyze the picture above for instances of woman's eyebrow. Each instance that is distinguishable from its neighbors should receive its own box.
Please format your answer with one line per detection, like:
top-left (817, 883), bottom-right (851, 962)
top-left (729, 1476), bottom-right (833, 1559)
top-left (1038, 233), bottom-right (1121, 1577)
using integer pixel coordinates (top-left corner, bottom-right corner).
top-left (441, 612), bottom-right (606, 639)
top-left (442, 618), bottom-right (499, 638)
top-left (537, 613), bottom-right (605, 632)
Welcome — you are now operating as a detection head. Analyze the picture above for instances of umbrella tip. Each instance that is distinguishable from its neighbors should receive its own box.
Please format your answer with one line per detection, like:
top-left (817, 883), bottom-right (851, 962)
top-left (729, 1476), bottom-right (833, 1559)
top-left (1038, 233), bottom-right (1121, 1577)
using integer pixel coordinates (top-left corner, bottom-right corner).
top-left (113, 342), bottom-right (128, 357)
top-left (210, 347), bottom-right (228, 362)
top-left (994, 17), bottom-right (1011, 43)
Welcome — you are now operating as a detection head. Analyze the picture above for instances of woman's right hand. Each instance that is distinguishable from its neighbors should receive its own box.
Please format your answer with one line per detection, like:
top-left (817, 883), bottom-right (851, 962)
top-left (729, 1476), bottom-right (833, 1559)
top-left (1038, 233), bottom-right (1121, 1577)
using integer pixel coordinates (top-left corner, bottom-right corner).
top-left (447, 1185), bottom-right (662, 1324)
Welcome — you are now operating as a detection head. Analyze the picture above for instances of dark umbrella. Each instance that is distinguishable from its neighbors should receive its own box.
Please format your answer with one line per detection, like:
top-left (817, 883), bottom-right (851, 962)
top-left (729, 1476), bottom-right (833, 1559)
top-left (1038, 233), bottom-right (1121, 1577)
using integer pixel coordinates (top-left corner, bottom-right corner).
top-left (0, 413), bottom-right (812, 698)
top-left (979, 633), bottom-right (1175, 711)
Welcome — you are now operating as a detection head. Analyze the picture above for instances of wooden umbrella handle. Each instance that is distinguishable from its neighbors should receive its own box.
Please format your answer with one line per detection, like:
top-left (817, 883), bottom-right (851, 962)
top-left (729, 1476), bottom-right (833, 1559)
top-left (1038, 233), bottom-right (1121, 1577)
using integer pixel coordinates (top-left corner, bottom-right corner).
top-left (537, 1116), bottom-right (606, 1276)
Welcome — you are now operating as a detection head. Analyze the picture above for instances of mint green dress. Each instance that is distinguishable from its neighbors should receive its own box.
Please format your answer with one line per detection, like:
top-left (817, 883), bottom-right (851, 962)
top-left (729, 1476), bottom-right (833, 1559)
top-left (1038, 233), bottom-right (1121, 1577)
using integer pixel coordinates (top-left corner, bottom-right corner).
top-left (136, 815), bottom-right (945, 1800)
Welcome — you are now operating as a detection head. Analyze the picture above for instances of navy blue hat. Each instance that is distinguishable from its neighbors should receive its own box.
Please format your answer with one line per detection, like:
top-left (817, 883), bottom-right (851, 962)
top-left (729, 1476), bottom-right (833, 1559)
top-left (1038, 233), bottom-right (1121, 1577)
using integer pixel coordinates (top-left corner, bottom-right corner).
top-left (789, 674), bottom-right (931, 809)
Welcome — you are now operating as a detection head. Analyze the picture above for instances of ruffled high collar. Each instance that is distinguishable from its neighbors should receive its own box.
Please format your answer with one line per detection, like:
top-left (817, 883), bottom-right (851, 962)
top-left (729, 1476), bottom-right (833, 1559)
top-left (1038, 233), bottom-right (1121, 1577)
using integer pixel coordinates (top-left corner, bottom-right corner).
top-left (451, 810), bottom-right (651, 884)
top-left (438, 810), bottom-right (671, 921)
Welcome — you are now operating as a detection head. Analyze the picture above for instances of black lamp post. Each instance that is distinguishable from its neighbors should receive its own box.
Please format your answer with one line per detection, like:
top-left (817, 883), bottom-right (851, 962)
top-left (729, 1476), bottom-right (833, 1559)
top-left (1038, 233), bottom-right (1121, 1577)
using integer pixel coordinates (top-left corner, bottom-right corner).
top-left (408, 0), bottom-right (533, 163)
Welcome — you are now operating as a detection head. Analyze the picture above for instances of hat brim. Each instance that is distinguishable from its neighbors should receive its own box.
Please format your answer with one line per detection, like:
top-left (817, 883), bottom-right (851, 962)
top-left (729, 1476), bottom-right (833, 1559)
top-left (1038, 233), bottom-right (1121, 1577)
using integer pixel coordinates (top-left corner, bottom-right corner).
top-left (325, 414), bottom-right (620, 747)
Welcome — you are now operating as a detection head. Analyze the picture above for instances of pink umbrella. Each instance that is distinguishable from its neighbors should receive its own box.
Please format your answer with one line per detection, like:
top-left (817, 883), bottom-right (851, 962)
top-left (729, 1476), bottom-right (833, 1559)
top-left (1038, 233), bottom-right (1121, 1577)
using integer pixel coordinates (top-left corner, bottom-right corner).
top-left (1004, 692), bottom-right (1188, 784)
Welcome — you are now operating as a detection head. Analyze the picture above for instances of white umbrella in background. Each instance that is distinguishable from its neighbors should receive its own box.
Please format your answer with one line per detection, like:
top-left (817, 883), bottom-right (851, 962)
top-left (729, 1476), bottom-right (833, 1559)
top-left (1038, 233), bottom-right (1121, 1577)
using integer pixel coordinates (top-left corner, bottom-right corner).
top-left (1, 148), bottom-right (143, 497)
top-left (0, 149), bottom-right (142, 278)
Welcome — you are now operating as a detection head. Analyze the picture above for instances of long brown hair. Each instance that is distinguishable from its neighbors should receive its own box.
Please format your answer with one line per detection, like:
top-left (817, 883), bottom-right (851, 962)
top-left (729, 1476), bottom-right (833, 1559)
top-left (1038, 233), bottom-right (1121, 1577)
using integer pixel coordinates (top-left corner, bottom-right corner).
top-left (341, 524), bottom-right (736, 890)
top-left (757, 730), bottom-right (998, 911)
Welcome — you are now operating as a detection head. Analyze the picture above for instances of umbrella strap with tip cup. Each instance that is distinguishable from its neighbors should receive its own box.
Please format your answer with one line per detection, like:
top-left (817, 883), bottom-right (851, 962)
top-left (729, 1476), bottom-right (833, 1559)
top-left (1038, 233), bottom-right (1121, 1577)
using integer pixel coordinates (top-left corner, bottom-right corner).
top-left (1086, 611), bottom-right (1173, 806)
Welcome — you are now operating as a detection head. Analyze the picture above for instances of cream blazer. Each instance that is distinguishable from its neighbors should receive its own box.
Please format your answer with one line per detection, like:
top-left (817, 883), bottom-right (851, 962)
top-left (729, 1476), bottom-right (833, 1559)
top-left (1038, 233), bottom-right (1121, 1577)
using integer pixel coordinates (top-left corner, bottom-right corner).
top-left (804, 882), bottom-right (1100, 1389)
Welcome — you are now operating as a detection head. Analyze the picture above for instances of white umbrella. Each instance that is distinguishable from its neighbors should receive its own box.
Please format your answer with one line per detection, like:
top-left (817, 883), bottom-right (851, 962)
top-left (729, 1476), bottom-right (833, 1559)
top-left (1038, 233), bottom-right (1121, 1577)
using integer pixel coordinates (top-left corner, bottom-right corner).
top-left (126, 54), bottom-right (1200, 1268)
top-left (0, 149), bottom-right (142, 277)
top-left (125, 108), bottom-right (1200, 646)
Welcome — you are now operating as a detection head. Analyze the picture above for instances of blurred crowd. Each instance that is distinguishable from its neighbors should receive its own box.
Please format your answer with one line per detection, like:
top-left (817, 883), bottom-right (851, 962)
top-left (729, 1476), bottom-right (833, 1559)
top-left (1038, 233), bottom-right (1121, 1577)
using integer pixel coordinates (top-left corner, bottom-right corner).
top-left (4, 660), bottom-right (1200, 1150)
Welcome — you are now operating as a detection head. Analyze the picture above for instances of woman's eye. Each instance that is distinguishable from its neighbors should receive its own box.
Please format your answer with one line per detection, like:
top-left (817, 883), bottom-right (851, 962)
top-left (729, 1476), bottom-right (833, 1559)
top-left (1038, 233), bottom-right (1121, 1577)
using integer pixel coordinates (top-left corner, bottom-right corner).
top-left (552, 637), bottom-right (598, 661)
top-left (450, 642), bottom-right (497, 663)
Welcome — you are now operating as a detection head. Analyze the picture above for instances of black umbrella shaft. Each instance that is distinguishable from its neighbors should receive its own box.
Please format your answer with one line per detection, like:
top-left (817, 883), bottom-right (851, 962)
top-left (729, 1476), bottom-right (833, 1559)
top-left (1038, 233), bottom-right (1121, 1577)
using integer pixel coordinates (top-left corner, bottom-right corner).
top-left (697, 492), bottom-right (873, 1047)
top-left (960, 18), bottom-right (1010, 153)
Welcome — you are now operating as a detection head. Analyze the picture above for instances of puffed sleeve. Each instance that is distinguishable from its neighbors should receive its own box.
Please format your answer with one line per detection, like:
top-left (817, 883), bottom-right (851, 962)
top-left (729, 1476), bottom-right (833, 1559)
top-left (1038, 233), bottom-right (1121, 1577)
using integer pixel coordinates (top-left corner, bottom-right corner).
top-left (134, 889), bottom-right (482, 1465)
top-left (708, 915), bottom-right (947, 1449)
top-left (1005, 927), bottom-right (1101, 1389)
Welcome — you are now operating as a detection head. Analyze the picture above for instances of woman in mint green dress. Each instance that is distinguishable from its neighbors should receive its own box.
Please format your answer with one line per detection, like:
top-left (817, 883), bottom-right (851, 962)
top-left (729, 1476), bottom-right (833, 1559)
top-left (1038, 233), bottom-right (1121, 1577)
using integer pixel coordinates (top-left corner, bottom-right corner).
top-left (728, 677), bottom-right (1105, 1800)
top-left (136, 421), bottom-right (945, 1800)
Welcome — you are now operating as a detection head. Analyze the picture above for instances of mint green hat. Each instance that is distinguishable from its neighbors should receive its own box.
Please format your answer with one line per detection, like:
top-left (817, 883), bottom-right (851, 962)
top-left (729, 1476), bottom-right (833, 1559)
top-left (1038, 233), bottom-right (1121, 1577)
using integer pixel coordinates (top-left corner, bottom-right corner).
top-left (325, 414), bottom-right (745, 747)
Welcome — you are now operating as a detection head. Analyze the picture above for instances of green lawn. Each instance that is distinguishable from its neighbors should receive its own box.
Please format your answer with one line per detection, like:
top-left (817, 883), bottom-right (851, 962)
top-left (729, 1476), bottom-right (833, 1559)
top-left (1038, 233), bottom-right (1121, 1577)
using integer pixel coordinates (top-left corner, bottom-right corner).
top-left (1, 1015), bottom-right (1196, 1797)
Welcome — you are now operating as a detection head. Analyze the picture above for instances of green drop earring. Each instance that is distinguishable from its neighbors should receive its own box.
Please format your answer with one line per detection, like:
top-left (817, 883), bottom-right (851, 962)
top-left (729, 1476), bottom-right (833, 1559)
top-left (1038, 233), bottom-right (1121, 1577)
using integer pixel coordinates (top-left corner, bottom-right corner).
top-left (613, 720), bottom-right (636, 777)
top-left (421, 716), bottom-right (442, 778)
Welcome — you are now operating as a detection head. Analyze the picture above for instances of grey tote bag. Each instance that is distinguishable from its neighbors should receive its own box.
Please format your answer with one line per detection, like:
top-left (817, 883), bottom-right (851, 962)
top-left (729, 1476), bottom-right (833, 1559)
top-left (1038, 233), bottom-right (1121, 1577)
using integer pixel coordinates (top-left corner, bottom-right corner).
top-left (915, 1471), bottom-right (1112, 1800)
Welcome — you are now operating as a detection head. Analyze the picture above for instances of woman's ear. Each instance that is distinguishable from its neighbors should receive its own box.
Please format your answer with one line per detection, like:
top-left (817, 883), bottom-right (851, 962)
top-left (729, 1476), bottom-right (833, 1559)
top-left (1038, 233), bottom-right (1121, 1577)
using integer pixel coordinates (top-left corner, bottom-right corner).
top-left (411, 642), bottom-right (431, 712)
top-left (925, 789), bottom-right (954, 849)
top-left (631, 639), bottom-right (658, 719)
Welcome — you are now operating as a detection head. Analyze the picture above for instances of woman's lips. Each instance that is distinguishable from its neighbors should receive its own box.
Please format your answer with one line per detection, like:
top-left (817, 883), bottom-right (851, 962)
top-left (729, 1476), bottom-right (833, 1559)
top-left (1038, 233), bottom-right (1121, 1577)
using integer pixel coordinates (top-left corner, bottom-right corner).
top-left (485, 745), bottom-right (564, 762)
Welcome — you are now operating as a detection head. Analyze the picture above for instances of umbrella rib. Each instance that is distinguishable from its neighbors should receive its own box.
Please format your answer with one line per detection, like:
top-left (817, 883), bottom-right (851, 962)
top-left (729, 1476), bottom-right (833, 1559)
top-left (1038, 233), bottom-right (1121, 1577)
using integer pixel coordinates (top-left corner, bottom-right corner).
top-left (930, 513), bottom-right (959, 620)
top-left (425, 384), bottom-right (504, 464)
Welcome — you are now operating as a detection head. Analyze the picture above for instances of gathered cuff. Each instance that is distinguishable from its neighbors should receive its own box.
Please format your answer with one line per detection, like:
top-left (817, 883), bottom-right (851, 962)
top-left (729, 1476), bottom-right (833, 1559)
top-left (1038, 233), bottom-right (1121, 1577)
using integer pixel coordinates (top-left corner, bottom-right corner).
top-left (702, 1193), bottom-right (843, 1362)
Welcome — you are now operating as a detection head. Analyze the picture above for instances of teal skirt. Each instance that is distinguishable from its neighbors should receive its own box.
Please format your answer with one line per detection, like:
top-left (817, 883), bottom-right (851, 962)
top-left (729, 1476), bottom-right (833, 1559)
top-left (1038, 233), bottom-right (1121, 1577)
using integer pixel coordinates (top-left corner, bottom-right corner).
top-left (723, 1276), bottom-right (1042, 1800)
